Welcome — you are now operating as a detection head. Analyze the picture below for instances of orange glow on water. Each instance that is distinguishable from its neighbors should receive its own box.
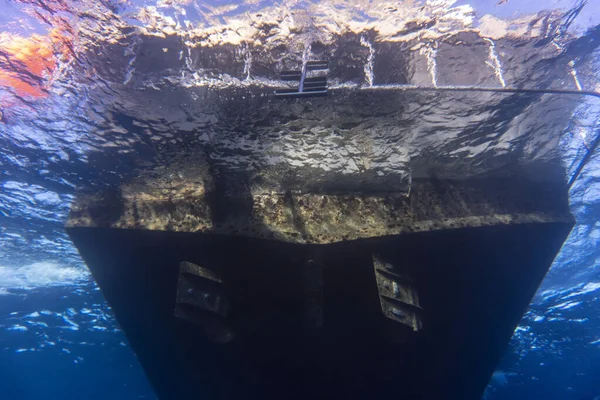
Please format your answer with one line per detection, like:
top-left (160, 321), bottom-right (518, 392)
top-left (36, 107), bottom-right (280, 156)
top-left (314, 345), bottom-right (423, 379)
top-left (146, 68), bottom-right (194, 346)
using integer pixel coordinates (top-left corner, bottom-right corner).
top-left (0, 28), bottom-right (71, 99)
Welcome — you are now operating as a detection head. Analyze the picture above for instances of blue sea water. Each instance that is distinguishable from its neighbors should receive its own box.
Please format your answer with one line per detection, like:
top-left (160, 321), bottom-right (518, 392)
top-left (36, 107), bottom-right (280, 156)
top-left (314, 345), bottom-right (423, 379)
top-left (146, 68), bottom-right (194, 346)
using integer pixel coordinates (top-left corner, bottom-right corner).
top-left (0, 286), bottom-right (155, 399)
top-left (1, 0), bottom-right (600, 399)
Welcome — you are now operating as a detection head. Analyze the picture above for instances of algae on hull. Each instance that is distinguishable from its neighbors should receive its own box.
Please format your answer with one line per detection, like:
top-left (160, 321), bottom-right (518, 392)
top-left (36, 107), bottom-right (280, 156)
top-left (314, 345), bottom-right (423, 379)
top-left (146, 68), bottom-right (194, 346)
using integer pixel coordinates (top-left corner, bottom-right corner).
top-left (67, 173), bottom-right (572, 244)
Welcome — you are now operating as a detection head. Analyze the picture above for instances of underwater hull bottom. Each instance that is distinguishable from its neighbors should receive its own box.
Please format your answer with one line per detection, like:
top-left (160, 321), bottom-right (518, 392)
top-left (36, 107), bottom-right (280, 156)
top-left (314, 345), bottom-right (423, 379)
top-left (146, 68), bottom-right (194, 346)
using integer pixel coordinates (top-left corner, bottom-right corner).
top-left (67, 221), bottom-right (572, 400)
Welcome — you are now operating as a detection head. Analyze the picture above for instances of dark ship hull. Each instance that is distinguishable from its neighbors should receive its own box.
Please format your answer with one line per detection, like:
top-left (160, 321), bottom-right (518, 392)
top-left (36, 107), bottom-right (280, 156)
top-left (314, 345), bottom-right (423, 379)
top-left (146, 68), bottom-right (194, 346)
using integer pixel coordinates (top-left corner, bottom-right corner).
top-left (67, 177), bottom-right (573, 400)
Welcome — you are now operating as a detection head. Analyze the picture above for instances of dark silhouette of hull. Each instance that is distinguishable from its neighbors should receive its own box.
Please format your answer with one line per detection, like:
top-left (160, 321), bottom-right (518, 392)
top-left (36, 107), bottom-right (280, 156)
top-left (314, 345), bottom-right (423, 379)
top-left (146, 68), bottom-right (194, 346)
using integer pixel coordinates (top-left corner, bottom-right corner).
top-left (67, 177), bottom-right (573, 400)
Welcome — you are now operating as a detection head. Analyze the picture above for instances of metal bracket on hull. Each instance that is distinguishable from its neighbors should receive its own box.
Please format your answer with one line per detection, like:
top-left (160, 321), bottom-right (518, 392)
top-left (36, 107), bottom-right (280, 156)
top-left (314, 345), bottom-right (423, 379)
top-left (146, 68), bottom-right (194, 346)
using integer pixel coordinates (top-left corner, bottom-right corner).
top-left (175, 261), bottom-right (234, 343)
top-left (373, 255), bottom-right (422, 333)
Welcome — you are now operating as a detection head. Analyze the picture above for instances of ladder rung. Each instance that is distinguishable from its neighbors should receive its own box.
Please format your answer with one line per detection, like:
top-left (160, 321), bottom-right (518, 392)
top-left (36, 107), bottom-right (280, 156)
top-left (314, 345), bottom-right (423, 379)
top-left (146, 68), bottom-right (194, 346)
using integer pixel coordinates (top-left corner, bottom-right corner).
top-left (306, 61), bottom-right (328, 70)
top-left (275, 89), bottom-right (328, 98)
top-left (280, 71), bottom-right (302, 81)
top-left (303, 77), bottom-right (327, 88)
